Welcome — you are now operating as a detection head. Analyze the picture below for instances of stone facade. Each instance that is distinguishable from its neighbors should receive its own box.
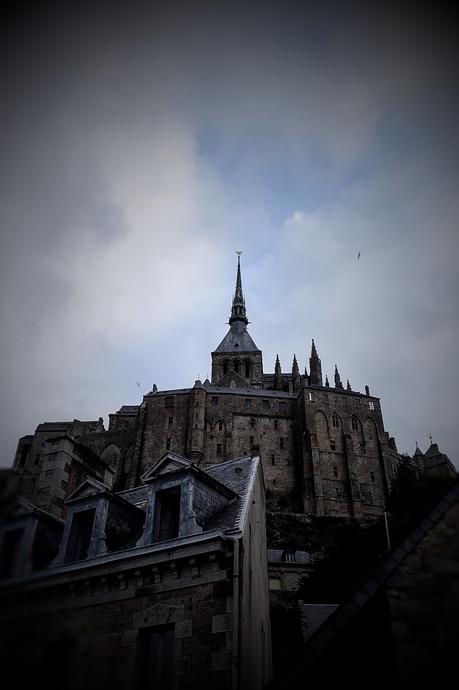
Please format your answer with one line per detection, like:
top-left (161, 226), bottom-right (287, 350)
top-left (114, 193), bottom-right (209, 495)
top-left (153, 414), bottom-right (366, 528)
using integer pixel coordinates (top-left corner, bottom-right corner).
top-left (0, 454), bottom-right (272, 690)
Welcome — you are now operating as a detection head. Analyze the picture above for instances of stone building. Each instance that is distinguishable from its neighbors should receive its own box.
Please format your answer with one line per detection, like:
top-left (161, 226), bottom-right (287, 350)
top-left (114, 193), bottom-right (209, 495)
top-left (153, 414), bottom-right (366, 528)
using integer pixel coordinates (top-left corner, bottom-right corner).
top-left (12, 256), bottom-right (404, 521)
top-left (0, 452), bottom-right (272, 690)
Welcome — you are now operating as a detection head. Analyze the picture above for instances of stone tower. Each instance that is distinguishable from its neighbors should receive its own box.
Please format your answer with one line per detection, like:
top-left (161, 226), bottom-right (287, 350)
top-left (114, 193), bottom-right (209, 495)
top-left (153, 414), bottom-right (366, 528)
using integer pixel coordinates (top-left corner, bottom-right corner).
top-left (211, 255), bottom-right (264, 388)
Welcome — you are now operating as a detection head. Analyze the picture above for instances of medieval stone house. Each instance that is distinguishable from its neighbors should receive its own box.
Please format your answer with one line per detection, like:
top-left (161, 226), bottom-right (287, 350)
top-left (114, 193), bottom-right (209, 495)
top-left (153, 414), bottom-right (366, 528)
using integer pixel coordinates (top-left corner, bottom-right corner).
top-left (0, 452), bottom-right (271, 689)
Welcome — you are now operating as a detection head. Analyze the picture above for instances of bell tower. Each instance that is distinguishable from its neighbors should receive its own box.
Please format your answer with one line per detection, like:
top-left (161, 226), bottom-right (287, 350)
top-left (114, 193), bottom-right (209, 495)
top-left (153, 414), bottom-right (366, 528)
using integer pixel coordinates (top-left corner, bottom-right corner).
top-left (211, 253), bottom-right (263, 388)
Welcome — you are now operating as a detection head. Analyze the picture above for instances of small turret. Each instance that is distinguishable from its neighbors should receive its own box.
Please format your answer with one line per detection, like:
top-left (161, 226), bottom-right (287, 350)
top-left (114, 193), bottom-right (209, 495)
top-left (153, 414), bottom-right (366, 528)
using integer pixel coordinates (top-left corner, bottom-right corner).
top-left (274, 355), bottom-right (282, 391)
top-left (325, 375), bottom-right (330, 387)
top-left (334, 365), bottom-right (343, 389)
top-left (309, 339), bottom-right (323, 386)
top-left (292, 354), bottom-right (301, 393)
top-left (346, 379), bottom-right (352, 391)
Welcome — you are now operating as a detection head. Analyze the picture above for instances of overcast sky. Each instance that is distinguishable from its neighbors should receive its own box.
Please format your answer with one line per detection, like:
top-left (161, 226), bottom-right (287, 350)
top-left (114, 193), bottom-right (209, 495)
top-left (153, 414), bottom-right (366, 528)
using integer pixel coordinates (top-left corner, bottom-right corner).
top-left (1, 2), bottom-right (458, 468)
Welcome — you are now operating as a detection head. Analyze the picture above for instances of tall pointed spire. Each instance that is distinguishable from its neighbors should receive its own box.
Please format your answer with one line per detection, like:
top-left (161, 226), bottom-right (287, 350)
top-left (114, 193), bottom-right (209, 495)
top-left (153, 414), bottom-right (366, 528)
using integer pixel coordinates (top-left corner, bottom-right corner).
top-left (274, 354), bottom-right (282, 391)
top-left (309, 339), bottom-right (323, 386)
top-left (292, 354), bottom-right (301, 392)
top-left (334, 364), bottom-right (343, 389)
top-left (229, 252), bottom-right (248, 325)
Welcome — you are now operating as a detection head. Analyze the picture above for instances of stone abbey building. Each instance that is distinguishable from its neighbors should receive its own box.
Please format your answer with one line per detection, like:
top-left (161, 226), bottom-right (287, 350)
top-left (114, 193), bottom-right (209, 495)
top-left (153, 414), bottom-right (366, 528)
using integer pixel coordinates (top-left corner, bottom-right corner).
top-left (13, 256), bottom-right (404, 522)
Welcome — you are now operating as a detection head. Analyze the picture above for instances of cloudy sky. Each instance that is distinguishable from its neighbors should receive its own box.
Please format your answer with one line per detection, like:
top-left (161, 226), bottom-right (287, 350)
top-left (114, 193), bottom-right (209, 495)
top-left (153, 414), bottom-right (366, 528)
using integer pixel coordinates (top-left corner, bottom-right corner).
top-left (1, 2), bottom-right (458, 468)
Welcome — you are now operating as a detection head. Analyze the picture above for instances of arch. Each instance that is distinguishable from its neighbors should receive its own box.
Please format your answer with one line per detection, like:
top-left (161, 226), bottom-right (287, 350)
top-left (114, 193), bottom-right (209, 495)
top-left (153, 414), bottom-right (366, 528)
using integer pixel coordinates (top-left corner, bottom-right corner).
top-left (233, 359), bottom-right (240, 374)
top-left (100, 443), bottom-right (121, 471)
top-left (351, 415), bottom-right (363, 434)
top-left (214, 420), bottom-right (226, 433)
top-left (364, 417), bottom-right (378, 443)
top-left (331, 411), bottom-right (341, 429)
top-left (244, 359), bottom-right (251, 378)
top-left (314, 410), bottom-right (329, 434)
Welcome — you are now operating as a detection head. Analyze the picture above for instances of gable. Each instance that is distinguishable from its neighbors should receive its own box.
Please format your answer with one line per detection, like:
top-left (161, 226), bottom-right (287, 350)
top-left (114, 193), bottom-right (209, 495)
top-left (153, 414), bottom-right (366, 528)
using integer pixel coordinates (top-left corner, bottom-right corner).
top-left (140, 452), bottom-right (193, 482)
top-left (66, 477), bottom-right (110, 502)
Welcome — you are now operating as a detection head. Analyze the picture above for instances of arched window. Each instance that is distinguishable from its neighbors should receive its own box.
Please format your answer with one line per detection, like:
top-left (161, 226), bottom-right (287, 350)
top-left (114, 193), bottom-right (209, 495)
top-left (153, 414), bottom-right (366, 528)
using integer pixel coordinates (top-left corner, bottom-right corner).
top-left (351, 416), bottom-right (359, 432)
top-left (332, 413), bottom-right (340, 428)
top-left (245, 360), bottom-right (250, 378)
top-left (223, 360), bottom-right (228, 375)
top-left (234, 359), bottom-right (240, 374)
top-left (218, 421), bottom-right (223, 432)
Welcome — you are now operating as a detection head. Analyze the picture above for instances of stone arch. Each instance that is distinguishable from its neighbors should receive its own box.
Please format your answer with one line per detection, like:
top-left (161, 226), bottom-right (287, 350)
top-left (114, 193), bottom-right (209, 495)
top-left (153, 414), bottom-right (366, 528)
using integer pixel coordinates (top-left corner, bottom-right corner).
top-left (331, 411), bottom-right (342, 429)
top-left (214, 420), bottom-right (226, 433)
top-left (364, 418), bottom-right (379, 447)
top-left (100, 443), bottom-right (122, 472)
top-left (314, 410), bottom-right (329, 446)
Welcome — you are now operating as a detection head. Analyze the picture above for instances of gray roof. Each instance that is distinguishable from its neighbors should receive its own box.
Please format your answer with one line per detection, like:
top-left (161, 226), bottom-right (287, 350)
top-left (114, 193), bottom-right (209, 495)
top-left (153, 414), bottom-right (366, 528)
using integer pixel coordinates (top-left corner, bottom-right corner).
top-left (116, 405), bottom-right (140, 415)
top-left (213, 320), bottom-right (260, 353)
top-left (120, 455), bottom-right (258, 534)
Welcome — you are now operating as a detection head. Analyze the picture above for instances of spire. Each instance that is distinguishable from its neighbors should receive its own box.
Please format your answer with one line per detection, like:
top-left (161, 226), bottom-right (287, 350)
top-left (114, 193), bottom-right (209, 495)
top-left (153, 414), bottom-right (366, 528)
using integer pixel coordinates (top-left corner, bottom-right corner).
top-left (325, 375), bottom-right (330, 387)
top-left (309, 339), bottom-right (323, 386)
top-left (274, 354), bottom-right (282, 391)
top-left (334, 364), bottom-right (343, 389)
top-left (229, 252), bottom-right (248, 325)
top-left (346, 379), bottom-right (352, 391)
top-left (292, 354), bottom-right (301, 392)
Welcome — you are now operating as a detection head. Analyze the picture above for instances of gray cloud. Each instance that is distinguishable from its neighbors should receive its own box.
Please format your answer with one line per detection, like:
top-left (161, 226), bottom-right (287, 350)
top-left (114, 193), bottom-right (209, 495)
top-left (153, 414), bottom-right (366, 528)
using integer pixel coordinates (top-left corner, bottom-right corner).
top-left (1, 2), bottom-right (458, 467)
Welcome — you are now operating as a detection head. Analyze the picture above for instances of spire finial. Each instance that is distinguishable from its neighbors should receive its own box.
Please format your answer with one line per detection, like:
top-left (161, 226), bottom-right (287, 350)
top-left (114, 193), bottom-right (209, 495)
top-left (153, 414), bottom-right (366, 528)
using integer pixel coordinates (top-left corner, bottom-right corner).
top-left (229, 251), bottom-right (248, 325)
top-left (429, 433), bottom-right (433, 444)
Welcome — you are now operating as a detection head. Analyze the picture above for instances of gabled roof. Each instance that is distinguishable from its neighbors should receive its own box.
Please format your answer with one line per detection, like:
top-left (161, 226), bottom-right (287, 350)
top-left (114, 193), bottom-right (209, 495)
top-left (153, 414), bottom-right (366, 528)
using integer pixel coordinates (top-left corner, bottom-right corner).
top-left (140, 452), bottom-right (193, 481)
top-left (65, 477), bottom-right (111, 503)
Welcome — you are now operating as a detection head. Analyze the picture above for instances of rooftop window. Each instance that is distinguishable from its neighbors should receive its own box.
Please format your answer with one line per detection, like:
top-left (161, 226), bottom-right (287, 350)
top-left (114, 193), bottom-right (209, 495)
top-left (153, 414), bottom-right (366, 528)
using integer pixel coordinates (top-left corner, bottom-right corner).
top-left (155, 488), bottom-right (181, 542)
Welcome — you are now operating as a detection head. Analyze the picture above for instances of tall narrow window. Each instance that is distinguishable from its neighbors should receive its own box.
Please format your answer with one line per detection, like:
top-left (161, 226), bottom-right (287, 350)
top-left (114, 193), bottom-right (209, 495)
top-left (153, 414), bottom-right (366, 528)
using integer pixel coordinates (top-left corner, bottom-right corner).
top-left (218, 421), bottom-right (223, 431)
top-left (369, 401), bottom-right (375, 411)
top-left (351, 416), bottom-right (359, 432)
top-left (278, 401), bottom-right (286, 414)
top-left (65, 509), bottom-right (96, 563)
top-left (370, 471), bottom-right (375, 482)
top-left (245, 361), bottom-right (250, 378)
top-left (136, 625), bottom-right (174, 690)
top-left (330, 440), bottom-right (336, 451)
top-left (216, 443), bottom-right (222, 456)
top-left (155, 489), bottom-right (181, 542)
top-left (279, 438), bottom-right (284, 449)
top-left (332, 413), bottom-right (340, 428)
top-left (262, 400), bottom-right (270, 411)
top-left (333, 466), bottom-right (338, 477)
top-left (168, 417), bottom-right (173, 428)
top-left (223, 360), bottom-right (228, 375)
top-left (166, 438), bottom-right (171, 450)
top-left (244, 399), bottom-right (252, 411)
top-left (234, 359), bottom-right (240, 374)
top-left (274, 420), bottom-right (278, 431)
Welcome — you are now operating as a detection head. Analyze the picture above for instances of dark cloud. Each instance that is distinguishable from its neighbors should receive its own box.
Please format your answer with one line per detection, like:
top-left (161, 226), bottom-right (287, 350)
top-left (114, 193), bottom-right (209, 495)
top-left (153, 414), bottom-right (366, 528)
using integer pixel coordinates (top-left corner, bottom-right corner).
top-left (1, 2), bottom-right (458, 466)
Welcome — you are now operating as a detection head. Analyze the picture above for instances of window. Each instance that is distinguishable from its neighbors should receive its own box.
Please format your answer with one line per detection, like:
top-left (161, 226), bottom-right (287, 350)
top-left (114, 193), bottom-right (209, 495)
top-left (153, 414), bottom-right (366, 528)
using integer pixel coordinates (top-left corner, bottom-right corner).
top-left (369, 401), bottom-right (375, 411)
top-left (269, 577), bottom-right (282, 591)
top-left (273, 479), bottom-right (277, 486)
top-left (168, 417), bottom-right (173, 428)
top-left (333, 465), bottom-right (338, 477)
top-left (65, 509), bottom-right (96, 563)
top-left (218, 421), bottom-right (223, 431)
top-left (155, 489), bottom-right (181, 542)
top-left (279, 438), bottom-right (284, 450)
top-left (244, 399), bottom-right (252, 410)
top-left (282, 550), bottom-right (295, 563)
top-left (34, 454), bottom-right (41, 466)
top-left (223, 360), bottom-right (228, 375)
top-left (136, 625), bottom-right (174, 690)
top-left (278, 401), bottom-right (286, 414)
top-left (165, 396), bottom-right (174, 410)
top-left (250, 417), bottom-right (256, 429)
top-left (274, 420), bottom-right (278, 431)
top-left (262, 400), bottom-right (270, 411)
top-left (351, 416), bottom-right (359, 432)
top-left (245, 361), bottom-right (250, 378)
top-left (308, 392), bottom-right (314, 401)
top-left (165, 438), bottom-right (171, 450)
top-left (370, 471), bottom-right (375, 482)
top-left (212, 396), bottom-right (219, 406)
top-left (249, 436), bottom-right (254, 447)
top-left (234, 359), bottom-right (240, 374)
top-left (271, 454), bottom-right (275, 466)
top-left (216, 443), bottom-right (222, 456)
top-left (330, 440), bottom-right (336, 451)
top-left (332, 413), bottom-right (340, 428)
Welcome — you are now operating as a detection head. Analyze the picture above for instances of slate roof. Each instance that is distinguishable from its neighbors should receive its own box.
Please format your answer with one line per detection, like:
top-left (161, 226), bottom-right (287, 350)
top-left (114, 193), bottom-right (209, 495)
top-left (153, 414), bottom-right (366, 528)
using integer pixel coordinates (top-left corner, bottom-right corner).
top-left (213, 320), bottom-right (260, 353)
top-left (120, 455), bottom-right (258, 533)
top-left (116, 405), bottom-right (140, 415)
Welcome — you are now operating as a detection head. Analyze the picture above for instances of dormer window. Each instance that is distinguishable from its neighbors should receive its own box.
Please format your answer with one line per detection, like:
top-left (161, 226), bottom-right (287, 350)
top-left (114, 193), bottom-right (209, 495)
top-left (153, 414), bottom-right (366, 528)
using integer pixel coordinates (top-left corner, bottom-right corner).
top-left (65, 509), bottom-right (96, 563)
top-left (155, 488), bottom-right (181, 542)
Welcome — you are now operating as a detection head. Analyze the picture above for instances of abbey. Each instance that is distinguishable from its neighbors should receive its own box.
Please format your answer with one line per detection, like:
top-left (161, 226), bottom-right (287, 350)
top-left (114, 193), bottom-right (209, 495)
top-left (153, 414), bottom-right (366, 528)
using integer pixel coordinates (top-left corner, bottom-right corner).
top-left (12, 256), bottom-right (408, 522)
